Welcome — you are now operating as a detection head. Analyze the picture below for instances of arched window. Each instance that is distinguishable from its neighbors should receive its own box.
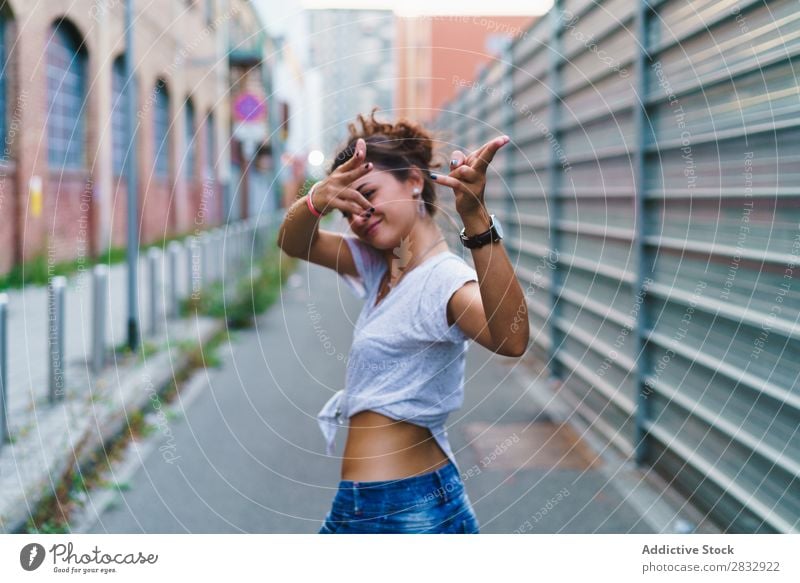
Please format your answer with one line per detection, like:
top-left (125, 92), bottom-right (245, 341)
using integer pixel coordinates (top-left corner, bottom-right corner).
top-left (184, 98), bottom-right (195, 178)
top-left (153, 79), bottom-right (169, 178)
top-left (205, 111), bottom-right (214, 177)
top-left (111, 55), bottom-right (129, 175)
top-left (47, 19), bottom-right (87, 169)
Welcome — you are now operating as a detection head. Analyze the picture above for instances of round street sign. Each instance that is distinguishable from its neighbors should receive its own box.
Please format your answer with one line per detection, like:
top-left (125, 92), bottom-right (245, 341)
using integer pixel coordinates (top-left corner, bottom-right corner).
top-left (233, 93), bottom-right (266, 122)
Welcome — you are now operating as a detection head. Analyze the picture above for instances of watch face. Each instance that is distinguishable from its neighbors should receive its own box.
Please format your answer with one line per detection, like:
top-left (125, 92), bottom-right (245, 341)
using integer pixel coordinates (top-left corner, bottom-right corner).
top-left (491, 215), bottom-right (503, 239)
top-left (492, 218), bottom-right (503, 238)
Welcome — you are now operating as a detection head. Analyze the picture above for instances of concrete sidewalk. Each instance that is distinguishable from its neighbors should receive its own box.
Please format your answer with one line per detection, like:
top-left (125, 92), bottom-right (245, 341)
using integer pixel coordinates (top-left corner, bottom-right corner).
top-left (0, 219), bottom-right (270, 533)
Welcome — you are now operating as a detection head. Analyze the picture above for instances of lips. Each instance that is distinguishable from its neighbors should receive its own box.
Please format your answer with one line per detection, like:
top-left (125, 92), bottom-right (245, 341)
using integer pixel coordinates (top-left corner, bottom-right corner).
top-left (365, 219), bottom-right (381, 236)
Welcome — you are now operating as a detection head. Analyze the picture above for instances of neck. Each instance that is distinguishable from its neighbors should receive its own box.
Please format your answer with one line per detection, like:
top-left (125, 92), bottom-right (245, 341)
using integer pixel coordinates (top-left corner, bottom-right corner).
top-left (382, 216), bottom-right (447, 274)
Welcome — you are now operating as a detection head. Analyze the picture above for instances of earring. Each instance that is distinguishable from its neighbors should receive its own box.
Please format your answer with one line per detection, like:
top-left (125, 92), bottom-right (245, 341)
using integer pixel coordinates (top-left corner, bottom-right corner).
top-left (413, 188), bottom-right (426, 217)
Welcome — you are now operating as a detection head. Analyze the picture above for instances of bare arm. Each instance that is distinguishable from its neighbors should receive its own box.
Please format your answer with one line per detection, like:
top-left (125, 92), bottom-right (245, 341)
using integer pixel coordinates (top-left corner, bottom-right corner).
top-left (433, 135), bottom-right (530, 357)
top-left (448, 213), bottom-right (530, 357)
top-left (276, 138), bottom-right (374, 263)
top-left (275, 191), bottom-right (326, 258)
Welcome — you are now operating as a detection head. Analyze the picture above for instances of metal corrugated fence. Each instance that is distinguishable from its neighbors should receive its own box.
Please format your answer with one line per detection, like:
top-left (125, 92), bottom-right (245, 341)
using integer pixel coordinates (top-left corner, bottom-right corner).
top-left (433, 0), bottom-right (799, 533)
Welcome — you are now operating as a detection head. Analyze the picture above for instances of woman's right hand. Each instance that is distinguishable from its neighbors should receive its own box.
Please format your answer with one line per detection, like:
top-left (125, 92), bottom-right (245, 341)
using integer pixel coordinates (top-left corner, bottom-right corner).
top-left (310, 138), bottom-right (375, 218)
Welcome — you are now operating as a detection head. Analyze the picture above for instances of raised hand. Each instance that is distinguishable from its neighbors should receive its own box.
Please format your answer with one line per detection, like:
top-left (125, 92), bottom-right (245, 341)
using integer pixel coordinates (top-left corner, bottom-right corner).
top-left (310, 137), bottom-right (374, 218)
top-left (432, 135), bottom-right (510, 217)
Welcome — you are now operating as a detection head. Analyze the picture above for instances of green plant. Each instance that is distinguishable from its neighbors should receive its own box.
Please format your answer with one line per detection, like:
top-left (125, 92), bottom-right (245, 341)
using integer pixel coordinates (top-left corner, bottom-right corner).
top-left (185, 243), bottom-right (297, 328)
top-left (0, 230), bottom-right (198, 291)
top-left (138, 341), bottom-right (160, 361)
top-left (29, 519), bottom-right (71, 534)
top-left (70, 471), bottom-right (89, 494)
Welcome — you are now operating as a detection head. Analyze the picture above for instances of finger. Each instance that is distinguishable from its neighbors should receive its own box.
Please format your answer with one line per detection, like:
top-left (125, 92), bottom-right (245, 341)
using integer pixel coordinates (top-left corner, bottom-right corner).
top-left (335, 193), bottom-right (373, 219)
top-left (448, 150), bottom-right (467, 171)
top-left (451, 165), bottom-right (481, 184)
top-left (319, 184), bottom-right (372, 216)
top-left (338, 137), bottom-right (366, 172)
top-left (471, 135), bottom-right (509, 173)
top-left (430, 173), bottom-right (463, 193)
top-left (338, 159), bottom-right (374, 184)
top-left (343, 187), bottom-right (373, 213)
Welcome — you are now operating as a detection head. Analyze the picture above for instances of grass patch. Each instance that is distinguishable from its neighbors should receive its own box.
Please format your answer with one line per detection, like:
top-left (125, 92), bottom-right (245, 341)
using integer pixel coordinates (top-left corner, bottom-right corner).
top-left (182, 242), bottom-right (297, 329)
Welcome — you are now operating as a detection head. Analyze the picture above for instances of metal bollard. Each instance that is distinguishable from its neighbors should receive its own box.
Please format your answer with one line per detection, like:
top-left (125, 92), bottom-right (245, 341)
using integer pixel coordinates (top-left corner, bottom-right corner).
top-left (187, 236), bottom-right (198, 300)
top-left (225, 227), bottom-right (234, 277)
top-left (213, 230), bottom-right (223, 282)
top-left (168, 241), bottom-right (181, 318)
top-left (48, 276), bottom-right (67, 403)
top-left (0, 293), bottom-right (8, 443)
top-left (92, 265), bottom-right (109, 374)
top-left (248, 224), bottom-right (256, 268)
top-left (201, 233), bottom-right (210, 289)
top-left (236, 224), bottom-right (244, 272)
top-left (207, 232), bottom-right (215, 283)
top-left (222, 229), bottom-right (229, 281)
top-left (148, 247), bottom-right (162, 336)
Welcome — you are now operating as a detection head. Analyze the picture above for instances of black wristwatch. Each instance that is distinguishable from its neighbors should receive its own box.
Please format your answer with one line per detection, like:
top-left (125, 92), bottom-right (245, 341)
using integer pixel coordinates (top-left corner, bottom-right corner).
top-left (459, 214), bottom-right (504, 249)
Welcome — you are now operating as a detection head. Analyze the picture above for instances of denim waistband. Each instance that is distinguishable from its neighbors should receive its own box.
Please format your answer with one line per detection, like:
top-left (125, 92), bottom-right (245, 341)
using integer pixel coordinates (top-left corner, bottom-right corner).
top-left (334, 460), bottom-right (464, 507)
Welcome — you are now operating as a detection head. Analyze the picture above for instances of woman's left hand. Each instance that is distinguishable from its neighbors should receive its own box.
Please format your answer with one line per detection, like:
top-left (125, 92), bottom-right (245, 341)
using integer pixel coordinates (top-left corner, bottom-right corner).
top-left (432, 135), bottom-right (510, 217)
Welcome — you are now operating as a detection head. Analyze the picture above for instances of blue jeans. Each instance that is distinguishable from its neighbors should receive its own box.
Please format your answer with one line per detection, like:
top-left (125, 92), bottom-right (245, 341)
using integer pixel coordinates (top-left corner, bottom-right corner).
top-left (318, 460), bottom-right (480, 534)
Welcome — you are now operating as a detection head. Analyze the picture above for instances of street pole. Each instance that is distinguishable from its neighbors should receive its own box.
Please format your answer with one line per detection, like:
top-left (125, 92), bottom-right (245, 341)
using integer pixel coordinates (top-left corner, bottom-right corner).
top-left (125, 0), bottom-right (140, 351)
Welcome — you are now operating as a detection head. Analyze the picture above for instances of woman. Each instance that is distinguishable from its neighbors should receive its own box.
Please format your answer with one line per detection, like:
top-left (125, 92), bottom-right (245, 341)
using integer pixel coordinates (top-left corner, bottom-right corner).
top-left (276, 109), bottom-right (529, 534)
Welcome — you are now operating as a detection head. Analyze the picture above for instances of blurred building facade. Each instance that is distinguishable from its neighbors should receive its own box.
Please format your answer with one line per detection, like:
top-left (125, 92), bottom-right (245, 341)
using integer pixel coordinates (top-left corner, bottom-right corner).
top-left (0, 0), bottom-right (232, 276)
top-left (395, 14), bottom-right (535, 123)
top-left (227, 0), bottom-right (283, 222)
top-left (306, 9), bottom-right (395, 161)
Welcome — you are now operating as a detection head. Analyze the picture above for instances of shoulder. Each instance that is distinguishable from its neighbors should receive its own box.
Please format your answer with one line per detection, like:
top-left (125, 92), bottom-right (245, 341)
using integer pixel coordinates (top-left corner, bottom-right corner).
top-left (417, 253), bottom-right (478, 343)
top-left (343, 235), bottom-right (384, 266)
top-left (340, 235), bottom-right (386, 297)
top-left (430, 252), bottom-right (477, 282)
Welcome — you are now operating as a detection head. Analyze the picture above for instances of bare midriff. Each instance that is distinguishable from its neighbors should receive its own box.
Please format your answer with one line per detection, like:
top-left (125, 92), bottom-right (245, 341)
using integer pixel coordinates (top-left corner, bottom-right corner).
top-left (341, 410), bottom-right (451, 481)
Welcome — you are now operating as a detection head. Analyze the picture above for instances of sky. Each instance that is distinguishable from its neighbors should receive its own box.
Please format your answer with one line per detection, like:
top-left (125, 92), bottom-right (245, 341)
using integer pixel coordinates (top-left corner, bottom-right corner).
top-left (254, 0), bottom-right (553, 34)
top-left (299, 0), bottom-right (553, 16)
top-left (253, 0), bottom-right (553, 35)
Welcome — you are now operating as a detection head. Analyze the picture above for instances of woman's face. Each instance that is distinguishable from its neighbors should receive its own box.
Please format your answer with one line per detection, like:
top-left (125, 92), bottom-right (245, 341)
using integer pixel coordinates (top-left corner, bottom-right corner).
top-left (343, 167), bottom-right (423, 250)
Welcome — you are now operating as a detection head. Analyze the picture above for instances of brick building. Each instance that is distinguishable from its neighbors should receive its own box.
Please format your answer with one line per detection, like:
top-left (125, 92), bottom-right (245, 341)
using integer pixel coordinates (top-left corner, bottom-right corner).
top-left (0, 0), bottom-right (231, 276)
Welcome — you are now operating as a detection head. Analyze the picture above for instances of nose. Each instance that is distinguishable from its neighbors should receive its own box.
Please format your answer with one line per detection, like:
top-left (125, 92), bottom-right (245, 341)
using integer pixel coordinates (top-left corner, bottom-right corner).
top-left (347, 210), bottom-right (370, 228)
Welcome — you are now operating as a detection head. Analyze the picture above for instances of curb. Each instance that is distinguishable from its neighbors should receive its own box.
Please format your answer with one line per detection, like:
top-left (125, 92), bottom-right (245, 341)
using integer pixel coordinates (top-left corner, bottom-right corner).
top-left (0, 315), bottom-right (225, 534)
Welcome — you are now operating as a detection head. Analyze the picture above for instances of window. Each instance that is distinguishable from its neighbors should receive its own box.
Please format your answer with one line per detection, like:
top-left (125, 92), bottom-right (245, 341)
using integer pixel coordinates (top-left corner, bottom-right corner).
top-left (111, 55), bottom-right (129, 175)
top-left (184, 98), bottom-right (195, 178)
top-left (47, 20), bottom-right (87, 169)
top-left (205, 110), bottom-right (214, 177)
top-left (153, 79), bottom-right (169, 178)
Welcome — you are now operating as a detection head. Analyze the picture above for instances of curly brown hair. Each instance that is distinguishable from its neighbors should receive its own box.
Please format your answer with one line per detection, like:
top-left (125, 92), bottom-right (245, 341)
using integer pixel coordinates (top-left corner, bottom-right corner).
top-left (328, 107), bottom-right (451, 218)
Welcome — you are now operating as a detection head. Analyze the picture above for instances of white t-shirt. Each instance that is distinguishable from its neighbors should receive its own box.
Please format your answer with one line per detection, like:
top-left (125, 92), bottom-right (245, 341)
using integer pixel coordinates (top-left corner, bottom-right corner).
top-left (317, 234), bottom-right (478, 471)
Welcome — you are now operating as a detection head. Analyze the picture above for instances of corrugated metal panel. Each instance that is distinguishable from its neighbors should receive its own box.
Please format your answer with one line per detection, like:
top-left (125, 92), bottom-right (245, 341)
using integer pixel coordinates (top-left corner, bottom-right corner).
top-left (434, 0), bottom-right (800, 533)
top-left (642, 0), bottom-right (800, 534)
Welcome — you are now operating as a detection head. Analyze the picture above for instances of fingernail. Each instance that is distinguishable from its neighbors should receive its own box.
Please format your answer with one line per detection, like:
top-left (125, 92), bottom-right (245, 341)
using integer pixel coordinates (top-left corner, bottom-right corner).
top-left (430, 173), bottom-right (438, 180)
top-left (369, 207), bottom-right (375, 212)
top-left (364, 162), bottom-right (371, 169)
top-left (450, 159), bottom-right (458, 166)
